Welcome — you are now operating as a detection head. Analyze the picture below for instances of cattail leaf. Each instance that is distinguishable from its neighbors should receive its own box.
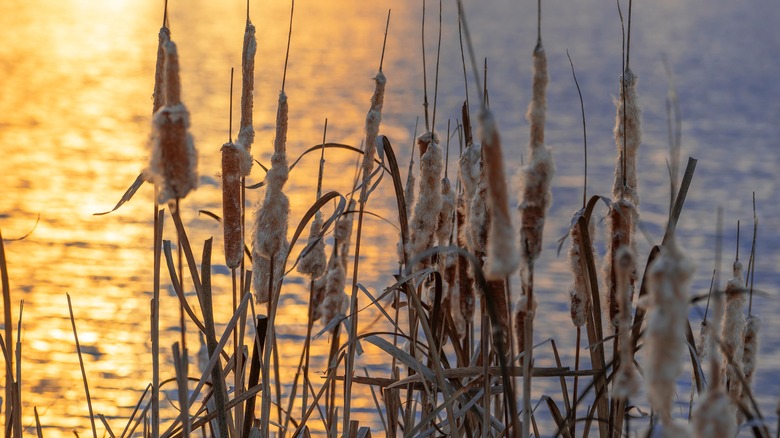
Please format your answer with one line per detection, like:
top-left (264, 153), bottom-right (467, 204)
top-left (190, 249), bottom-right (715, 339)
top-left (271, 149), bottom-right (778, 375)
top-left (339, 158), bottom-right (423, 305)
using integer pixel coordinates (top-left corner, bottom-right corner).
top-left (93, 173), bottom-right (145, 216)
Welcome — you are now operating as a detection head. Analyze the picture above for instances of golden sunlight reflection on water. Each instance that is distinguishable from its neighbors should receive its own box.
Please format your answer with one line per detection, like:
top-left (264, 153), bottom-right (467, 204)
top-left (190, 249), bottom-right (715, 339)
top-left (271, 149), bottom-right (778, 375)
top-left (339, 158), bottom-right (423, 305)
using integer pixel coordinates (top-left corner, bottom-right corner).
top-left (2, 0), bottom-right (780, 435)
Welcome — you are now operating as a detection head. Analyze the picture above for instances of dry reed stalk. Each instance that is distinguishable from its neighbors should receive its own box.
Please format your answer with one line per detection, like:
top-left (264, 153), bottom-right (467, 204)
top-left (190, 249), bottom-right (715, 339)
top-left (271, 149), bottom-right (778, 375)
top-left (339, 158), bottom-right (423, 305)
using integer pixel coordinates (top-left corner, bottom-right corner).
top-left (612, 69), bottom-right (641, 204)
top-left (568, 218), bottom-right (594, 327)
top-left (252, 92), bottom-right (290, 304)
top-left (407, 132), bottom-right (443, 273)
top-left (238, 18), bottom-right (257, 175)
top-left (479, 109), bottom-right (518, 279)
top-left (612, 246), bottom-right (640, 400)
top-left (222, 142), bottom-right (243, 269)
top-left (518, 45), bottom-right (554, 265)
top-left (147, 41), bottom-right (198, 206)
top-left (722, 259), bottom-right (746, 402)
top-left (604, 199), bottom-right (637, 328)
top-left (646, 238), bottom-right (694, 427)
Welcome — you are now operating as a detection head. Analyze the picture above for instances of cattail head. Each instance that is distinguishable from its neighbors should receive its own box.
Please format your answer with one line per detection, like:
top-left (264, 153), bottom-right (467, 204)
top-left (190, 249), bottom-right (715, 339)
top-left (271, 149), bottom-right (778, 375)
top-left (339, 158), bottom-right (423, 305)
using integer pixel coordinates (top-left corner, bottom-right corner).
top-left (297, 212), bottom-right (327, 278)
top-left (739, 313), bottom-right (761, 422)
top-left (458, 143), bottom-right (487, 256)
top-left (604, 199), bottom-right (638, 328)
top-left (527, 44), bottom-right (548, 151)
top-left (692, 389), bottom-right (736, 438)
top-left (722, 259), bottom-right (746, 402)
top-left (612, 68), bottom-right (641, 203)
top-left (568, 218), bottom-right (594, 327)
top-left (148, 40), bottom-right (198, 205)
top-left (221, 142), bottom-right (243, 269)
top-left (320, 251), bottom-right (348, 325)
top-left (152, 27), bottom-right (171, 114)
top-left (360, 72), bottom-right (387, 201)
top-left (238, 20), bottom-right (257, 169)
top-left (612, 246), bottom-right (641, 400)
top-left (252, 90), bottom-right (290, 304)
top-left (436, 177), bottom-right (456, 247)
top-left (515, 295), bottom-right (537, 355)
top-left (479, 108), bottom-right (519, 279)
top-left (646, 238), bottom-right (695, 421)
top-left (407, 133), bottom-right (443, 269)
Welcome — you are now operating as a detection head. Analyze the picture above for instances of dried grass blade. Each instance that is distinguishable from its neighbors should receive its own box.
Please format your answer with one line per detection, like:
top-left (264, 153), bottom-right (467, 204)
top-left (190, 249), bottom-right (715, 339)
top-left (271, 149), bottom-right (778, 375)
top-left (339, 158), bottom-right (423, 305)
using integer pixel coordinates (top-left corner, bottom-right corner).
top-left (119, 383), bottom-right (150, 438)
top-left (93, 173), bottom-right (146, 215)
top-left (67, 294), bottom-right (98, 438)
top-left (34, 407), bottom-right (44, 438)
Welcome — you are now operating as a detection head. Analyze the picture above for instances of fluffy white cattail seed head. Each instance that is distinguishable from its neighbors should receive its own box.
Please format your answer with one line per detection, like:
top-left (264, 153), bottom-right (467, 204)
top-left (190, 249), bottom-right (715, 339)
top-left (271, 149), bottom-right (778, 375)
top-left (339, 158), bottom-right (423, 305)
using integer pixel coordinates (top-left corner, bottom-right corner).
top-left (238, 21), bottom-right (257, 175)
top-left (407, 133), bottom-right (443, 270)
top-left (612, 69), bottom-right (642, 204)
top-left (646, 238), bottom-right (695, 422)
top-left (458, 143), bottom-right (488, 256)
top-left (297, 212), bottom-right (327, 278)
top-left (722, 260), bottom-right (746, 401)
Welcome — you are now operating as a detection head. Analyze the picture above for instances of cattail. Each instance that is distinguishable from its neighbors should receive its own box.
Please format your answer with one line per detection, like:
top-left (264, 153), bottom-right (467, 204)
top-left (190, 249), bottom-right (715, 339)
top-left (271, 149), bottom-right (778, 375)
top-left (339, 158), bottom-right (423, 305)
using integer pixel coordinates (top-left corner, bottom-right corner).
top-left (737, 314), bottom-right (761, 423)
top-left (359, 71), bottom-right (386, 201)
top-left (455, 198), bottom-right (474, 340)
top-left (479, 109), bottom-right (518, 279)
top-left (436, 177), bottom-right (456, 286)
top-left (152, 27), bottom-right (171, 114)
top-left (237, 19), bottom-right (257, 175)
top-left (515, 295), bottom-right (537, 354)
top-left (319, 248), bottom-right (348, 325)
top-left (310, 275), bottom-right (326, 322)
top-left (398, 154), bottom-right (416, 265)
top-left (693, 389), bottom-right (736, 438)
top-left (612, 246), bottom-right (641, 400)
top-left (221, 142), bottom-right (243, 269)
top-left (252, 92), bottom-right (290, 303)
top-left (336, 199), bottom-right (356, 268)
top-left (568, 217), bottom-right (595, 327)
top-left (693, 249), bottom-right (737, 437)
top-left (604, 199), bottom-right (638, 328)
top-left (612, 69), bottom-right (641, 204)
top-left (646, 238), bottom-right (694, 425)
top-left (297, 212), bottom-right (327, 278)
top-left (722, 260), bottom-right (746, 401)
top-left (407, 132), bottom-right (443, 269)
top-left (148, 40), bottom-right (198, 206)
top-left (458, 143), bottom-right (487, 256)
top-left (518, 45), bottom-right (554, 265)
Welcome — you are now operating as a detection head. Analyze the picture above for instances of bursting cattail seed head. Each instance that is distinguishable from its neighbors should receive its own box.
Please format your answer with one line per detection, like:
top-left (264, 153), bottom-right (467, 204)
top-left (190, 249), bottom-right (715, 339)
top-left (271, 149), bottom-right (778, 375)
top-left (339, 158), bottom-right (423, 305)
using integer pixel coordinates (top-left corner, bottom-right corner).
top-left (238, 20), bottom-right (257, 176)
top-left (297, 212), bottom-right (327, 278)
top-left (252, 92), bottom-right (291, 303)
top-left (612, 246), bottom-right (641, 400)
top-left (604, 199), bottom-right (638, 328)
top-left (360, 71), bottom-right (387, 202)
top-left (518, 44), bottom-right (554, 264)
top-left (152, 27), bottom-right (171, 114)
top-left (722, 260), bottom-right (746, 401)
top-left (221, 142), bottom-right (243, 269)
top-left (568, 218), bottom-right (594, 327)
top-left (646, 238), bottom-right (694, 423)
top-left (612, 69), bottom-right (642, 203)
top-left (148, 40), bottom-right (198, 205)
top-left (458, 143), bottom-right (488, 256)
top-left (407, 133), bottom-right (443, 269)
top-left (479, 108), bottom-right (519, 279)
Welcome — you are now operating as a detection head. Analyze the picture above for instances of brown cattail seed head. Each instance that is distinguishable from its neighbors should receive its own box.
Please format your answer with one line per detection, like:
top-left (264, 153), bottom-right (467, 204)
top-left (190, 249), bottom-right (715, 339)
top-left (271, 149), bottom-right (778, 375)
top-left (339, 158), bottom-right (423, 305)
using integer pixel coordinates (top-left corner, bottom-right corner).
top-left (479, 108), bottom-right (519, 279)
top-left (612, 69), bottom-right (641, 204)
top-left (568, 218), bottom-right (594, 327)
top-left (148, 41), bottom-right (197, 205)
top-left (152, 27), bottom-right (171, 114)
top-left (221, 142), bottom-right (243, 269)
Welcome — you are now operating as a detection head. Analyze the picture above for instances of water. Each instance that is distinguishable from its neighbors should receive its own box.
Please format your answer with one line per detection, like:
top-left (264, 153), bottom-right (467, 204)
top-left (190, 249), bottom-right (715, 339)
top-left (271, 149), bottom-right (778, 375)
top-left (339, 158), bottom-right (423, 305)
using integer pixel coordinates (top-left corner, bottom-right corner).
top-left (0, 0), bottom-right (778, 435)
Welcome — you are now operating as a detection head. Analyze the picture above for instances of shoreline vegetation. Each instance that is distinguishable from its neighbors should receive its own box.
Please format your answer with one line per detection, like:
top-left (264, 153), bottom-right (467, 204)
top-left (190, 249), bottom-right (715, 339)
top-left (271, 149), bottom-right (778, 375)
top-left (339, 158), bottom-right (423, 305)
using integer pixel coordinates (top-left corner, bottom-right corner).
top-left (0, 0), bottom-right (771, 437)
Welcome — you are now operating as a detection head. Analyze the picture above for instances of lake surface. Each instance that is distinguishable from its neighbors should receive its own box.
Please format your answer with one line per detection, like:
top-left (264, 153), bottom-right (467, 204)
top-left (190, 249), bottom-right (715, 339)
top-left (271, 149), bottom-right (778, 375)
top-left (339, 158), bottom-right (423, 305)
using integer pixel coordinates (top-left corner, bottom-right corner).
top-left (0, 0), bottom-right (778, 435)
